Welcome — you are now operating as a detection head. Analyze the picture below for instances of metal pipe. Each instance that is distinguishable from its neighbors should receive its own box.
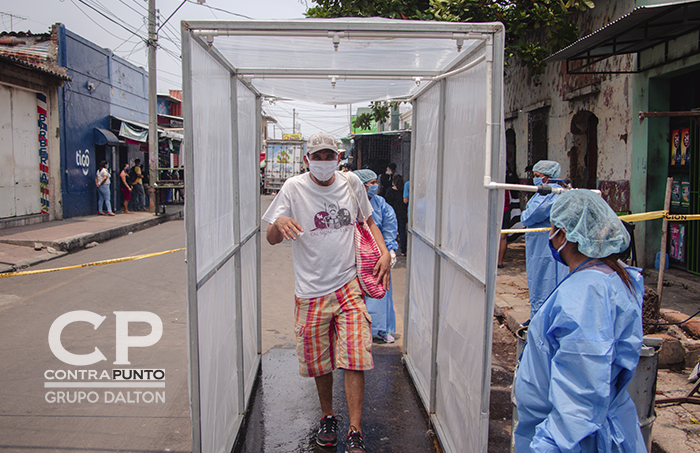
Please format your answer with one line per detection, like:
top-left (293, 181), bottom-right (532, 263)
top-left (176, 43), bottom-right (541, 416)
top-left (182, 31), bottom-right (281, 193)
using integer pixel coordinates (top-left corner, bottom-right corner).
top-left (192, 29), bottom-right (483, 40)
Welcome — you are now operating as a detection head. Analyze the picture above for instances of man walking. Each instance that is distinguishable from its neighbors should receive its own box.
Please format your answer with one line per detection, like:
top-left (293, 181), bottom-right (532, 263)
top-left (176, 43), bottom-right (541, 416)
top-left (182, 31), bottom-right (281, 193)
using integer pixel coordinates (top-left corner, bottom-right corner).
top-left (263, 132), bottom-right (391, 453)
top-left (130, 158), bottom-right (147, 211)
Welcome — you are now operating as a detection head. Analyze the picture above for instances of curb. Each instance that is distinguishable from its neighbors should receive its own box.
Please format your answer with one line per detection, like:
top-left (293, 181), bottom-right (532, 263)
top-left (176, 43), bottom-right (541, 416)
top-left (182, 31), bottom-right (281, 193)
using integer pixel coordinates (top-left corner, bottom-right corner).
top-left (3, 211), bottom-right (183, 253)
top-left (0, 211), bottom-right (183, 273)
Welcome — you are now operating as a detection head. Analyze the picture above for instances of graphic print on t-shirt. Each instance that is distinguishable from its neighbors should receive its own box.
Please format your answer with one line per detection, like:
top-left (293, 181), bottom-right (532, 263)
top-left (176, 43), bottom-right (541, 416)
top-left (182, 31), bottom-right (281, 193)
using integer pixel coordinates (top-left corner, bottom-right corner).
top-left (312, 201), bottom-right (352, 231)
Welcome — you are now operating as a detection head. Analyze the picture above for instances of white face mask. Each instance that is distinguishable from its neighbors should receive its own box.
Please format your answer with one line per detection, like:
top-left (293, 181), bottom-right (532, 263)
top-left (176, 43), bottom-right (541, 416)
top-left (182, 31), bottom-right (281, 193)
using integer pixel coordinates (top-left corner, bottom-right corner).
top-left (308, 160), bottom-right (337, 182)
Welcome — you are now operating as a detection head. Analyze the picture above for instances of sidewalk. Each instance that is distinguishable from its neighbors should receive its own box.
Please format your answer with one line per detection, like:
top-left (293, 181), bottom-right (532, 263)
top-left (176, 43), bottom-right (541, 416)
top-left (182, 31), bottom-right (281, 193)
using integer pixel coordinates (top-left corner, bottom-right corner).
top-left (0, 209), bottom-right (182, 273)
top-left (495, 240), bottom-right (700, 453)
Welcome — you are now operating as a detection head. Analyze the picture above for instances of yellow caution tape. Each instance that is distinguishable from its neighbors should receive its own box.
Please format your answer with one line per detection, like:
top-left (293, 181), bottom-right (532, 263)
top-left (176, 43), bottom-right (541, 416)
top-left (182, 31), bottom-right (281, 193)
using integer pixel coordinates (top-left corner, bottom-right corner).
top-left (0, 248), bottom-right (186, 278)
top-left (619, 211), bottom-right (666, 222)
top-left (501, 210), bottom-right (700, 234)
top-left (664, 213), bottom-right (700, 221)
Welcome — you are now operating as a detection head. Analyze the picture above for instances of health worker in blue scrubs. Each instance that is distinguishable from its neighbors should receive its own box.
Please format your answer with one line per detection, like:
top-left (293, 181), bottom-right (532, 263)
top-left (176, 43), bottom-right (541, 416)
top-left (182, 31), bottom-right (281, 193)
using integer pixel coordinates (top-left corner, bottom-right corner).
top-left (521, 160), bottom-right (569, 319)
top-left (514, 189), bottom-right (645, 452)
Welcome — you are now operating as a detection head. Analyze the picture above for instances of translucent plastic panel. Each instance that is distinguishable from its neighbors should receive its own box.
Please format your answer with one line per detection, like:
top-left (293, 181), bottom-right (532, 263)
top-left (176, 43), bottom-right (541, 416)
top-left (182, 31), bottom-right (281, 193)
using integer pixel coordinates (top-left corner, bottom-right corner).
top-left (210, 19), bottom-right (485, 105)
top-left (411, 83), bottom-right (440, 241)
top-left (442, 57), bottom-right (489, 283)
top-left (405, 237), bottom-right (435, 405)
top-left (252, 78), bottom-right (421, 106)
top-left (435, 258), bottom-right (487, 453)
top-left (215, 27), bottom-right (480, 72)
top-left (240, 239), bottom-right (259, 397)
top-left (191, 43), bottom-right (235, 274)
top-left (197, 257), bottom-right (239, 453)
top-left (237, 81), bottom-right (258, 237)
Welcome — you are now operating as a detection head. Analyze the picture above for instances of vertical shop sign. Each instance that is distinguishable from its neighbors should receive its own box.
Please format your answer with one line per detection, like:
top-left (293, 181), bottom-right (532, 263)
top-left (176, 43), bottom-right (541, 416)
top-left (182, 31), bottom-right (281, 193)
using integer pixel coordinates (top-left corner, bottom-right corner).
top-left (37, 93), bottom-right (50, 213)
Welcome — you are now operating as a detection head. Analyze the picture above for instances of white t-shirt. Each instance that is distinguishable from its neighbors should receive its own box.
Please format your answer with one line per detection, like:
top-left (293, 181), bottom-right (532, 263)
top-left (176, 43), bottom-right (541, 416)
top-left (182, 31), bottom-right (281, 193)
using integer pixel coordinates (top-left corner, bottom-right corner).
top-left (262, 171), bottom-right (373, 298)
top-left (97, 168), bottom-right (110, 186)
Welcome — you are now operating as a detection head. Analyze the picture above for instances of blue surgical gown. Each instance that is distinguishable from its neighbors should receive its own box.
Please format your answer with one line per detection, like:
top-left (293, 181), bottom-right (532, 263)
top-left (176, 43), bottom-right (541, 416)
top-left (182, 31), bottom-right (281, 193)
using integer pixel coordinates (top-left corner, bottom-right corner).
top-left (514, 261), bottom-right (646, 453)
top-left (366, 194), bottom-right (398, 335)
top-left (521, 186), bottom-right (570, 318)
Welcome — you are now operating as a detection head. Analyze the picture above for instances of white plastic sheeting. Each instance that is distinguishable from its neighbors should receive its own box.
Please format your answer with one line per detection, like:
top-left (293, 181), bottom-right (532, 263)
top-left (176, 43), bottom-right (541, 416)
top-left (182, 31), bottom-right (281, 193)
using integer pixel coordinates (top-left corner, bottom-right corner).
top-left (403, 38), bottom-right (505, 452)
top-left (184, 30), bottom-right (262, 453)
top-left (183, 18), bottom-right (504, 453)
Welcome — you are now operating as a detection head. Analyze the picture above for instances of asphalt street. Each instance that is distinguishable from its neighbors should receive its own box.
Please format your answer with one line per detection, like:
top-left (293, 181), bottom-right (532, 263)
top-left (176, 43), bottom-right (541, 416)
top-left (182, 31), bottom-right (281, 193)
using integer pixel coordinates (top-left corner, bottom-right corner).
top-left (0, 220), bottom-right (191, 453)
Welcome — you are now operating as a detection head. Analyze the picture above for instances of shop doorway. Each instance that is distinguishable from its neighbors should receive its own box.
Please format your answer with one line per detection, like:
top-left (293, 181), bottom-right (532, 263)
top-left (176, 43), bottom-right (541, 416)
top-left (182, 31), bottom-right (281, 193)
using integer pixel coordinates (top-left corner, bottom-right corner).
top-left (569, 110), bottom-right (599, 189)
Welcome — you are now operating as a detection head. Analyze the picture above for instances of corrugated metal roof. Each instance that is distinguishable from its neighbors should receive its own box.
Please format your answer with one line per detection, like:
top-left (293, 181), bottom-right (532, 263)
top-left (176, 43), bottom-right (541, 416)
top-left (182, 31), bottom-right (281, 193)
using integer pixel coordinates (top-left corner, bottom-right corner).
top-left (545, 0), bottom-right (700, 64)
top-left (0, 29), bottom-right (70, 80)
top-left (0, 53), bottom-right (70, 80)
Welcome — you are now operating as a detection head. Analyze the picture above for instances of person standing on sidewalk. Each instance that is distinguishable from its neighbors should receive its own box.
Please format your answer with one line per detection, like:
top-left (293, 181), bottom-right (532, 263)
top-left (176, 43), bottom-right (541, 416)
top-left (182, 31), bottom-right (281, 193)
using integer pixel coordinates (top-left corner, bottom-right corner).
top-left (130, 158), bottom-right (147, 211)
top-left (263, 132), bottom-right (391, 453)
top-left (119, 163), bottom-right (133, 214)
top-left (514, 189), bottom-right (645, 452)
top-left (521, 160), bottom-right (568, 319)
top-left (354, 169), bottom-right (398, 344)
top-left (95, 160), bottom-right (115, 216)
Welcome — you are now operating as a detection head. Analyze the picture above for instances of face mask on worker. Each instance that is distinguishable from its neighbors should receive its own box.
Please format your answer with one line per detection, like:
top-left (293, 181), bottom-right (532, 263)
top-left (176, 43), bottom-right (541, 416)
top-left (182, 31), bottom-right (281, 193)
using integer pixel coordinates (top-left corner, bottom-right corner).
top-left (548, 228), bottom-right (568, 265)
top-left (308, 159), bottom-right (337, 182)
top-left (533, 177), bottom-right (544, 186)
top-left (366, 184), bottom-right (378, 198)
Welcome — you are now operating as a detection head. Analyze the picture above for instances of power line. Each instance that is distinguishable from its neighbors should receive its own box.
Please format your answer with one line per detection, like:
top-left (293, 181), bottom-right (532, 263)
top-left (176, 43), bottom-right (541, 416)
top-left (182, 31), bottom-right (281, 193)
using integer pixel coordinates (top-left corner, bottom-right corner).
top-left (70, 0), bottom-right (146, 45)
top-left (158, 0), bottom-right (186, 33)
top-left (186, 0), bottom-right (253, 19)
top-left (73, 0), bottom-right (145, 39)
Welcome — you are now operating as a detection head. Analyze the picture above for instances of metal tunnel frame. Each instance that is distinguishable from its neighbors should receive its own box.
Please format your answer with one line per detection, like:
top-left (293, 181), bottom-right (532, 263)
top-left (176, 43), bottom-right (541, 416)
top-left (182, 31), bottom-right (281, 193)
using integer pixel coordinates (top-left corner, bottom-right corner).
top-left (181, 18), bottom-right (505, 453)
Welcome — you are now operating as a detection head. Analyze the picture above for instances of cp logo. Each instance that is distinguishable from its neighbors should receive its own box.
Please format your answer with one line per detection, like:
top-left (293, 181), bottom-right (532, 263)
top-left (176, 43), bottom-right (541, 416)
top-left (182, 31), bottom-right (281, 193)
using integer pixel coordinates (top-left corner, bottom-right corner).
top-left (48, 311), bottom-right (163, 366)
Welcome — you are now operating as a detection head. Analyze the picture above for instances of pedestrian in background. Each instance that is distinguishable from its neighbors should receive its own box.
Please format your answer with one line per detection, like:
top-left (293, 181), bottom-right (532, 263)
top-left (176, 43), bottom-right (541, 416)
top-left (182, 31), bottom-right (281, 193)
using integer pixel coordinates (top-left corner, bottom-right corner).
top-left (355, 169), bottom-right (398, 343)
top-left (498, 165), bottom-right (521, 268)
top-left (263, 133), bottom-right (391, 453)
top-left (95, 160), bottom-right (115, 216)
top-left (385, 174), bottom-right (408, 257)
top-left (130, 158), bottom-right (147, 211)
top-left (378, 162), bottom-right (396, 198)
top-left (521, 160), bottom-right (568, 319)
top-left (119, 163), bottom-right (132, 214)
top-left (514, 189), bottom-right (645, 452)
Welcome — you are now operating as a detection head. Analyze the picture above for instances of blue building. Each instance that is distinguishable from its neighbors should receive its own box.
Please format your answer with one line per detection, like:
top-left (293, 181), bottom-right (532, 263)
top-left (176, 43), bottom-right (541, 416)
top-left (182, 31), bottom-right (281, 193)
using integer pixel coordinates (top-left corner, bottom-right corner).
top-left (56, 24), bottom-right (149, 218)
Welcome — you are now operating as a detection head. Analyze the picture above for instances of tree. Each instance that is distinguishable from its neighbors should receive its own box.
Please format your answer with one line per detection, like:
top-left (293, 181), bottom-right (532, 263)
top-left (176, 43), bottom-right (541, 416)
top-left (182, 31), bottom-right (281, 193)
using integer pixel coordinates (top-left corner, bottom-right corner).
top-left (306, 0), bottom-right (594, 76)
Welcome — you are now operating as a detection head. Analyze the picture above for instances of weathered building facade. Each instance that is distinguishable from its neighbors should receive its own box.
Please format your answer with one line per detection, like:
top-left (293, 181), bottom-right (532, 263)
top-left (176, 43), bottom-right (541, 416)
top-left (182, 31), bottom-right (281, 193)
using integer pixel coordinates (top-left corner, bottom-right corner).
top-left (0, 27), bottom-right (68, 223)
top-left (505, 0), bottom-right (700, 272)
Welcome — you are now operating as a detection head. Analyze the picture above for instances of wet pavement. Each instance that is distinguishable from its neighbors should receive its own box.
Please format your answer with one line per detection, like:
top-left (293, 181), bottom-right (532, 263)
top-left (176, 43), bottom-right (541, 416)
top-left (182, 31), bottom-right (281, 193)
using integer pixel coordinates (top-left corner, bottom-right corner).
top-left (233, 346), bottom-right (440, 453)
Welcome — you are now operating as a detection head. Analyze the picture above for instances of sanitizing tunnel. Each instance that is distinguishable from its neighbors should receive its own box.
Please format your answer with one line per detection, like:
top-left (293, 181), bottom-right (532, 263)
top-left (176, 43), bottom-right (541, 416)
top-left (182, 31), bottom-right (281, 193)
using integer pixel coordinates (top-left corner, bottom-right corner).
top-left (182, 18), bottom-right (505, 453)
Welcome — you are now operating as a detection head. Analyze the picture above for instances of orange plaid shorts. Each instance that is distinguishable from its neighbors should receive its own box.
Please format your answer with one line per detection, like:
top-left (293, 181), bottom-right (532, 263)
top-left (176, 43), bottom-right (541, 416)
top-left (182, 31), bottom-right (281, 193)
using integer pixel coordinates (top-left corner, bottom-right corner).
top-left (294, 278), bottom-right (373, 378)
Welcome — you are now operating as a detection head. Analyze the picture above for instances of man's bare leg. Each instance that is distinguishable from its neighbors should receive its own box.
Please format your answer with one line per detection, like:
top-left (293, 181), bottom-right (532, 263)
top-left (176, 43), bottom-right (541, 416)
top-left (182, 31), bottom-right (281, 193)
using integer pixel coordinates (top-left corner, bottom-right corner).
top-left (315, 372), bottom-right (334, 417)
top-left (344, 369), bottom-right (364, 433)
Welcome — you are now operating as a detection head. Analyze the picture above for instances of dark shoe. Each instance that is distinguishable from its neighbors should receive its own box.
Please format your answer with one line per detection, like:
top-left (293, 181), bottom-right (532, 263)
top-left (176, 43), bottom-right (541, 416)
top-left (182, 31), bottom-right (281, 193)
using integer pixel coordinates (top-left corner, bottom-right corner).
top-left (316, 415), bottom-right (338, 447)
top-left (345, 428), bottom-right (366, 453)
top-left (497, 264), bottom-right (504, 269)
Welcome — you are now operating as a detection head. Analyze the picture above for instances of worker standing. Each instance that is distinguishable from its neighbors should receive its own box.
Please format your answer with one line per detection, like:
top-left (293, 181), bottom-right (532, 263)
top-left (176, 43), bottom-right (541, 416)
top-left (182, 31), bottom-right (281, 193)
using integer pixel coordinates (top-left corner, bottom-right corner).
top-left (521, 160), bottom-right (569, 319)
top-left (514, 189), bottom-right (645, 452)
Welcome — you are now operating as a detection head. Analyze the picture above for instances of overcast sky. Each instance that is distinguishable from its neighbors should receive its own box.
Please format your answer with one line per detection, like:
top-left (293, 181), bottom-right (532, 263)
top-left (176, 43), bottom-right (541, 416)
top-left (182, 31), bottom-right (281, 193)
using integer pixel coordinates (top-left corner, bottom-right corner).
top-left (1, 0), bottom-right (360, 137)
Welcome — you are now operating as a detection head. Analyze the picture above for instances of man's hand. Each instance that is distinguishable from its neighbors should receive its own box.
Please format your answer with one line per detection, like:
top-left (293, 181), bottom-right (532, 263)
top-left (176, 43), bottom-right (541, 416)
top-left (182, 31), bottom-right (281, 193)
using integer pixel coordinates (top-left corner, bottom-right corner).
top-left (267, 216), bottom-right (303, 245)
top-left (373, 251), bottom-right (391, 289)
top-left (366, 217), bottom-right (391, 289)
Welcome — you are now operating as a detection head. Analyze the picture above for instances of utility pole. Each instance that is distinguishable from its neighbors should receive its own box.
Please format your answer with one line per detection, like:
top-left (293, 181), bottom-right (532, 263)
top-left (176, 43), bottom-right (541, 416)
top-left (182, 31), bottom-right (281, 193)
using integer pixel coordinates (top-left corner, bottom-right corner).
top-left (292, 108), bottom-right (296, 135)
top-left (148, 0), bottom-right (158, 212)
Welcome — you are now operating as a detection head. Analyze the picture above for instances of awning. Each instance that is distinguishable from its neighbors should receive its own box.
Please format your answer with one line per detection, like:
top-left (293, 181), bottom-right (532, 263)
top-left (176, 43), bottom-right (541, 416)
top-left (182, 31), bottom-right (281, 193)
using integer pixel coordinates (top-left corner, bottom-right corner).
top-left (119, 121), bottom-right (148, 143)
top-left (93, 127), bottom-right (121, 145)
top-left (111, 115), bottom-right (182, 143)
top-left (544, 0), bottom-right (700, 73)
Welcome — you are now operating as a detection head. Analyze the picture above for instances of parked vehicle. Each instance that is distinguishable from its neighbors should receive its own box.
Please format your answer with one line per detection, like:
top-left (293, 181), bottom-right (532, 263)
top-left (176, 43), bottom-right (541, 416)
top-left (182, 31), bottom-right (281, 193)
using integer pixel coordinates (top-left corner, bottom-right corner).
top-left (263, 140), bottom-right (305, 193)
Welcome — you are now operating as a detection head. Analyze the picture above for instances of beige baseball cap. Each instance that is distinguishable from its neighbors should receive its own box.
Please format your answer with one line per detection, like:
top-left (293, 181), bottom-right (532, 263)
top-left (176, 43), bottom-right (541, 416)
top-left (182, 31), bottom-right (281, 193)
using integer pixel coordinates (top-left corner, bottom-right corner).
top-left (307, 132), bottom-right (338, 154)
